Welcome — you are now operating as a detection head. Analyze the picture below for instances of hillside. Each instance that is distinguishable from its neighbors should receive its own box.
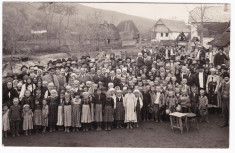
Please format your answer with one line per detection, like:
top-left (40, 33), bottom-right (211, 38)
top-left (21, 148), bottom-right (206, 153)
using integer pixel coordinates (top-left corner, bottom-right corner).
top-left (3, 2), bottom-right (155, 38)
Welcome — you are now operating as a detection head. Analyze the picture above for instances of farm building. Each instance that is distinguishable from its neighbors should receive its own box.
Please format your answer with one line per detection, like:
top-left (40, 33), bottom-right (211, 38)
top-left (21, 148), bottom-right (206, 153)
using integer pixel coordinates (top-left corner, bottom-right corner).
top-left (188, 5), bottom-right (230, 47)
top-left (117, 20), bottom-right (140, 47)
top-left (208, 22), bottom-right (230, 47)
top-left (151, 18), bottom-right (191, 43)
top-left (88, 21), bottom-right (121, 47)
top-left (30, 22), bottom-right (47, 39)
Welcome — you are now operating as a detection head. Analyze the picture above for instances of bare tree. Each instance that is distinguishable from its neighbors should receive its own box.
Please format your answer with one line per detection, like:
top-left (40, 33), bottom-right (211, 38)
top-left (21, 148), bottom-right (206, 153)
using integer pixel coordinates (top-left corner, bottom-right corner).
top-left (186, 4), bottom-right (211, 45)
top-left (38, 2), bottom-right (56, 43)
top-left (3, 3), bottom-right (30, 55)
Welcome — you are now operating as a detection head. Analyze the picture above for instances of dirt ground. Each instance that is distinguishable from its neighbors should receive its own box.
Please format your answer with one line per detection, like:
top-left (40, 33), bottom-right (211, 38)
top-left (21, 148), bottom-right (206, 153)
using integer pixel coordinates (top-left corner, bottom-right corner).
top-left (2, 114), bottom-right (229, 148)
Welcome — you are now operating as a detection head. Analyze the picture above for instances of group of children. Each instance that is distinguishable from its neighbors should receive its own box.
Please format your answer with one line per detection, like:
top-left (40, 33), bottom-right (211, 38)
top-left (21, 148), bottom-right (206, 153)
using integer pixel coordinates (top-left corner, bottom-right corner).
top-left (2, 45), bottom-right (230, 138)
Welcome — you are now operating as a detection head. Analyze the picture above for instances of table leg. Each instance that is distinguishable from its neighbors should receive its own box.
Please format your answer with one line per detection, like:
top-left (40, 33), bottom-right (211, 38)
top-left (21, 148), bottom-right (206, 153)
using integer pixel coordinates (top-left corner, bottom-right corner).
top-left (170, 116), bottom-right (173, 130)
top-left (179, 117), bottom-right (183, 134)
top-left (185, 116), bottom-right (189, 132)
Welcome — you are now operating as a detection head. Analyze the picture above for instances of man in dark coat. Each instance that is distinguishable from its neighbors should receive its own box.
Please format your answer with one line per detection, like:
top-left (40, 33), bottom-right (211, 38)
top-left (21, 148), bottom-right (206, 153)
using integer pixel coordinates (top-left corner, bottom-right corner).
top-left (194, 65), bottom-right (208, 91)
top-left (214, 47), bottom-right (229, 67)
top-left (106, 70), bottom-right (121, 88)
top-left (93, 69), bottom-right (105, 84)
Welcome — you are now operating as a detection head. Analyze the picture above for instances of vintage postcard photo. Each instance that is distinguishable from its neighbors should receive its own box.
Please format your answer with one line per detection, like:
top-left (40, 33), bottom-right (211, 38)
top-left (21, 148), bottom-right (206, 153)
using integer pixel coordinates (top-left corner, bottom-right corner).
top-left (1, 1), bottom-right (230, 148)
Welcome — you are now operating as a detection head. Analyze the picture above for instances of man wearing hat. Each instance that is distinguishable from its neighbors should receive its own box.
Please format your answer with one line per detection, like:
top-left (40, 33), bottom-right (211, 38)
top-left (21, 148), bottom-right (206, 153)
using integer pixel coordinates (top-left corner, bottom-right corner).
top-left (106, 70), bottom-right (121, 88)
top-left (42, 66), bottom-right (60, 91)
top-left (78, 68), bottom-right (91, 84)
top-left (93, 69), bottom-right (105, 84)
top-left (214, 47), bottom-right (229, 68)
top-left (220, 72), bottom-right (230, 127)
top-left (194, 65), bottom-right (208, 91)
top-left (57, 68), bottom-right (67, 88)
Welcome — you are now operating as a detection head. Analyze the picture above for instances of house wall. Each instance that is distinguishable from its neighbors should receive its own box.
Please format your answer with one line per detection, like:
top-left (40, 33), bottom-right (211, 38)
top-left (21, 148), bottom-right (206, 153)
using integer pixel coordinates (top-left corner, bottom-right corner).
top-left (190, 24), bottom-right (199, 38)
top-left (151, 32), bottom-right (189, 41)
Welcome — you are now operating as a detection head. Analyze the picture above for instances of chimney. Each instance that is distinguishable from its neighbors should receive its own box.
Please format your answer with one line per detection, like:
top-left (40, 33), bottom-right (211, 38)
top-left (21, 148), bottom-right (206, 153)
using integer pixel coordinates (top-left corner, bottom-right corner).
top-left (224, 4), bottom-right (228, 12)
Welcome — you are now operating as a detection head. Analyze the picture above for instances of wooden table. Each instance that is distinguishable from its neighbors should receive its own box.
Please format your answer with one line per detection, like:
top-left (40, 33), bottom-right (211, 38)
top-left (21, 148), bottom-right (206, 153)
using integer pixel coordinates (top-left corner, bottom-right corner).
top-left (184, 113), bottom-right (199, 132)
top-left (169, 112), bottom-right (188, 134)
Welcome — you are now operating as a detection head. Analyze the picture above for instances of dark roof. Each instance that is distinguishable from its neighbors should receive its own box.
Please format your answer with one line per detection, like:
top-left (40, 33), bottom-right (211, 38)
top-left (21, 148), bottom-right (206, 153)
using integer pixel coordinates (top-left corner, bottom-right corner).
top-left (176, 32), bottom-right (190, 42)
top-left (208, 31), bottom-right (230, 47)
top-left (117, 20), bottom-right (139, 39)
top-left (199, 22), bottom-right (228, 38)
top-left (96, 22), bottom-right (120, 40)
top-left (153, 19), bottom-right (191, 33)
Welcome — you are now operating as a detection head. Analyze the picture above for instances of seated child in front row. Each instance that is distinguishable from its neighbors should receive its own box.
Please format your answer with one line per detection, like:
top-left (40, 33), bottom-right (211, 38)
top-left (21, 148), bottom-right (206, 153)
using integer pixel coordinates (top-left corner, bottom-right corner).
top-left (199, 90), bottom-right (209, 123)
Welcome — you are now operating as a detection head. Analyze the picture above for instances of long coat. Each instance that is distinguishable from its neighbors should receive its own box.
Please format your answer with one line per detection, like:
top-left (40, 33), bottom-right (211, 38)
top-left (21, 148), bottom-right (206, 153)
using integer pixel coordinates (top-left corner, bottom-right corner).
top-left (2, 87), bottom-right (19, 107)
top-left (194, 72), bottom-right (208, 89)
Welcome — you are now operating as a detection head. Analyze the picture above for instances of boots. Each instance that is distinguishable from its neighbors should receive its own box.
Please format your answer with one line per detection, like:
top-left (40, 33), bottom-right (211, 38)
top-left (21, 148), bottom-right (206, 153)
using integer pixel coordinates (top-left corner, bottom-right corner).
top-left (108, 123), bottom-right (111, 131)
top-left (86, 124), bottom-right (89, 132)
top-left (105, 122), bottom-right (108, 131)
top-left (130, 122), bottom-right (133, 129)
top-left (52, 126), bottom-right (56, 132)
top-left (42, 126), bottom-right (46, 133)
top-left (126, 123), bottom-right (130, 129)
top-left (49, 126), bottom-right (53, 132)
top-left (4, 131), bottom-right (8, 138)
top-left (25, 130), bottom-right (28, 136)
top-left (29, 130), bottom-right (31, 135)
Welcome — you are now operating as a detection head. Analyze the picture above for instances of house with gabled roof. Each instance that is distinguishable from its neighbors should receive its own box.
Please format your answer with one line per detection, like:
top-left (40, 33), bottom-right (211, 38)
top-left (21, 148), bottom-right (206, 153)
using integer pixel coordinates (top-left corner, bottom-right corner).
top-left (151, 18), bottom-right (191, 42)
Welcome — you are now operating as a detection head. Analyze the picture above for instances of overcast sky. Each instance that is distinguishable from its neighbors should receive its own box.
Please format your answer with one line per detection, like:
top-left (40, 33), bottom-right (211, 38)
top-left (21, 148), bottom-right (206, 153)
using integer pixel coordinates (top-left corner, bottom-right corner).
top-left (82, 3), bottom-right (226, 22)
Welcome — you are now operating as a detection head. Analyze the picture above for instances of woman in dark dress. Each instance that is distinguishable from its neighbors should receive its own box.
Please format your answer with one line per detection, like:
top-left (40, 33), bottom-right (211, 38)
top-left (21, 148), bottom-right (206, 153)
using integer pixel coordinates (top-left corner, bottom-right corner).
top-left (3, 81), bottom-right (19, 107)
top-left (47, 89), bottom-right (59, 132)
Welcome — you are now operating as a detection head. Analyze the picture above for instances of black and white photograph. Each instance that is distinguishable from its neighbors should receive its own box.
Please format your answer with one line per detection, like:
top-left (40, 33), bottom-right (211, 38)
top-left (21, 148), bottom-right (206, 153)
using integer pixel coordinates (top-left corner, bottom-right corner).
top-left (1, 0), bottom-right (231, 148)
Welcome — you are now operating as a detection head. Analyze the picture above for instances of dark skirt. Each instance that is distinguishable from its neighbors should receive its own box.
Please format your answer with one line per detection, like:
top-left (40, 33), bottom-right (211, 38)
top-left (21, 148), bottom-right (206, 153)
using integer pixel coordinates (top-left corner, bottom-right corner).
top-left (104, 106), bottom-right (113, 122)
top-left (115, 102), bottom-right (125, 121)
top-left (208, 82), bottom-right (218, 106)
top-left (136, 101), bottom-right (141, 122)
top-left (48, 103), bottom-right (58, 126)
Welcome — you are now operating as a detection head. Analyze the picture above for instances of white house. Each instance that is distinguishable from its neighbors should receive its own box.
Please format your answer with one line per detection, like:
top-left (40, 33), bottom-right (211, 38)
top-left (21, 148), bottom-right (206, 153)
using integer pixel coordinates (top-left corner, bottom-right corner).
top-left (151, 19), bottom-right (191, 42)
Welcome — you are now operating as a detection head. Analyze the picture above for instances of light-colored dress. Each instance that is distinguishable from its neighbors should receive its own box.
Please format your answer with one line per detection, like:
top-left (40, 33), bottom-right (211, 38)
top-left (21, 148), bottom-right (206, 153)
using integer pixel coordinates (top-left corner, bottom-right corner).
top-left (72, 98), bottom-right (82, 128)
top-left (23, 109), bottom-right (34, 130)
top-left (123, 93), bottom-right (137, 123)
top-left (2, 109), bottom-right (10, 132)
top-left (81, 99), bottom-right (91, 123)
top-left (57, 99), bottom-right (64, 126)
top-left (42, 105), bottom-right (49, 127)
top-left (34, 106), bottom-right (42, 126)
top-left (64, 101), bottom-right (72, 127)
top-left (90, 99), bottom-right (95, 122)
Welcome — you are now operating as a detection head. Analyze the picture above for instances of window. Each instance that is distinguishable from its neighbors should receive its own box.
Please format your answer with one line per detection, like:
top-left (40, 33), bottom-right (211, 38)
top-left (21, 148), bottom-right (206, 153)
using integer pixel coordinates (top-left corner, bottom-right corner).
top-left (161, 33), bottom-right (163, 37)
top-left (166, 33), bottom-right (169, 37)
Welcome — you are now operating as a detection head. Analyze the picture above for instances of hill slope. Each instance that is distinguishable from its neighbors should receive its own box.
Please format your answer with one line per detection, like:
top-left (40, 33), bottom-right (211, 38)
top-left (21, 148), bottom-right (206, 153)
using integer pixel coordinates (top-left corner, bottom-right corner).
top-left (3, 2), bottom-right (155, 38)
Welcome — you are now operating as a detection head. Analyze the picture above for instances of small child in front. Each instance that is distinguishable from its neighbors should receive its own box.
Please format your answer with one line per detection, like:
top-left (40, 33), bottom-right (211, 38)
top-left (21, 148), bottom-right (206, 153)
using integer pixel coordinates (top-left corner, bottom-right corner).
top-left (199, 90), bottom-right (209, 123)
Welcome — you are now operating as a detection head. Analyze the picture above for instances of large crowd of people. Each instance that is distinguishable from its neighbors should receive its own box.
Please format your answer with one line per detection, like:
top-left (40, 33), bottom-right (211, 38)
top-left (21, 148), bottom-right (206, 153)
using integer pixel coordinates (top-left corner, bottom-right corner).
top-left (2, 44), bottom-right (230, 138)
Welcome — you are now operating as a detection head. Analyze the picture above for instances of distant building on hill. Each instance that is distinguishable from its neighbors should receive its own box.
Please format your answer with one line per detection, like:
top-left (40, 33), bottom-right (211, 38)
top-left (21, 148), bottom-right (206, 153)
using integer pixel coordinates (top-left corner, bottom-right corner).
top-left (117, 20), bottom-right (140, 47)
top-left (151, 18), bottom-right (191, 43)
top-left (30, 22), bottom-right (47, 39)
